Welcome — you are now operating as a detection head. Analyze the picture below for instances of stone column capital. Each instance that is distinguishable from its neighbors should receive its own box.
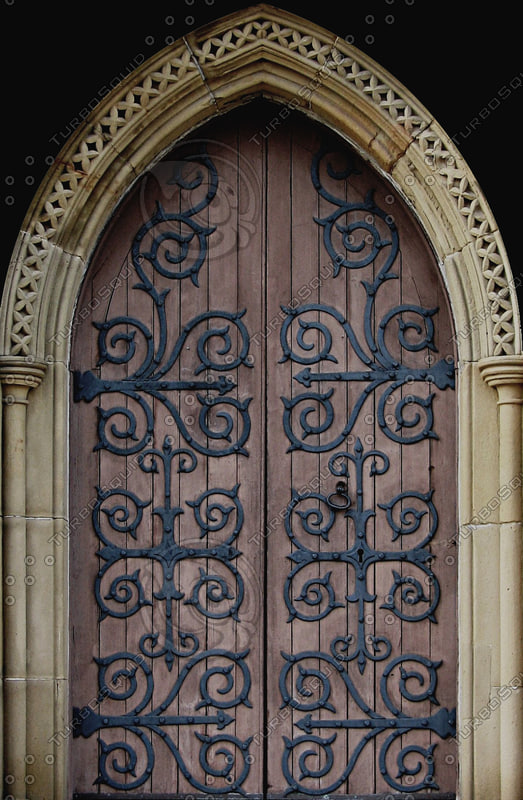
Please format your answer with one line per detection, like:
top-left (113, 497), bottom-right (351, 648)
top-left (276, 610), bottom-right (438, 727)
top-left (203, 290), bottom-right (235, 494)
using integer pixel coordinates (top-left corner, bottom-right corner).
top-left (0, 355), bottom-right (47, 401)
top-left (479, 355), bottom-right (523, 390)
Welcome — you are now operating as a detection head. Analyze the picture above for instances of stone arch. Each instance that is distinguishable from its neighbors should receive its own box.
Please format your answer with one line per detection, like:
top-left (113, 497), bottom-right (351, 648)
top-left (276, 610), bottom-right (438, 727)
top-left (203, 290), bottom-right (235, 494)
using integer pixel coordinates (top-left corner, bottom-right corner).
top-left (2, 5), bottom-right (520, 362)
top-left (0, 5), bottom-right (521, 799)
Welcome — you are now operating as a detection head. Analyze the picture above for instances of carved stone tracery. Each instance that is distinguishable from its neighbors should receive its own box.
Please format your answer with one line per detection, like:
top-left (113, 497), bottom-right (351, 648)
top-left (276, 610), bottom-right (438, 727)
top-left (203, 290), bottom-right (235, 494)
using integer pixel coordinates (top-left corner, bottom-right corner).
top-left (1, 9), bottom-right (521, 800)
top-left (5, 6), bottom-right (519, 359)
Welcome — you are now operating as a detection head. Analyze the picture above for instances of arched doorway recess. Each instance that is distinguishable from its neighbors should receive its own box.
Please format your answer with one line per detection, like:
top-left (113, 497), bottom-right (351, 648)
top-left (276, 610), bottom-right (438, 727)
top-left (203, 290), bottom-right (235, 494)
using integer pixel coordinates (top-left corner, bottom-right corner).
top-left (69, 105), bottom-right (458, 797)
top-left (0, 6), bottom-right (521, 800)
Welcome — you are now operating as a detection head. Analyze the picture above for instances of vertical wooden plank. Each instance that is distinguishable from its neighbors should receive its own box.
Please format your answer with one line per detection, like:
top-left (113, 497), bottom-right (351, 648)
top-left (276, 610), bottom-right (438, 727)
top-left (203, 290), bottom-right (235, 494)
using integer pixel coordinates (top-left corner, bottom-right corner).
top-left (346, 147), bottom-right (380, 797)
top-left (313, 135), bottom-right (351, 796)
top-left (288, 120), bottom-right (322, 796)
top-left (265, 116), bottom-right (293, 798)
top-left (140, 146), bottom-right (190, 796)
top-left (97, 213), bottom-right (140, 795)
top-left (392, 213), bottom-right (435, 796)
top-left (171, 136), bottom-right (211, 798)
top-left (367, 170), bottom-right (403, 796)
top-left (69, 250), bottom-right (100, 794)
top-left (70, 184), bottom-right (158, 794)
top-left (206, 122), bottom-right (248, 795)
top-left (426, 262), bottom-right (458, 792)
top-left (121, 182), bottom-right (156, 796)
top-left (235, 112), bottom-right (266, 798)
top-left (176, 135), bottom-right (224, 796)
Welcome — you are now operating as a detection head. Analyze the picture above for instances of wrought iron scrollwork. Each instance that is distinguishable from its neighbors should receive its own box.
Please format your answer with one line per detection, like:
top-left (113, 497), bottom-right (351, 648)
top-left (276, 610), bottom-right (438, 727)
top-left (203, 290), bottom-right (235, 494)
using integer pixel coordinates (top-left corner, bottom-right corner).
top-left (84, 452), bottom-right (253, 789)
top-left (280, 651), bottom-right (455, 795)
top-left (276, 145), bottom-right (456, 795)
top-left (74, 149), bottom-right (255, 793)
top-left (280, 438), bottom-right (455, 793)
top-left (311, 144), bottom-right (399, 277)
top-left (280, 144), bottom-right (455, 452)
top-left (93, 437), bottom-right (246, 669)
top-left (74, 147), bottom-right (253, 458)
top-left (284, 439), bottom-right (439, 673)
top-left (134, 149), bottom-right (218, 287)
top-left (74, 307), bottom-right (252, 457)
top-left (73, 650), bottom-right (253, 793)
top-left (281, 301), bottom-right (454, 450)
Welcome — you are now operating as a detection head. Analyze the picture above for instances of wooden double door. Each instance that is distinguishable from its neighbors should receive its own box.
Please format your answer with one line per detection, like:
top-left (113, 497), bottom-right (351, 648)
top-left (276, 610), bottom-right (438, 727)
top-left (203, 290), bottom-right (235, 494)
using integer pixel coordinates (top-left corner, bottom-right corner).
top-left (70, 103), bottom-right (457, 798)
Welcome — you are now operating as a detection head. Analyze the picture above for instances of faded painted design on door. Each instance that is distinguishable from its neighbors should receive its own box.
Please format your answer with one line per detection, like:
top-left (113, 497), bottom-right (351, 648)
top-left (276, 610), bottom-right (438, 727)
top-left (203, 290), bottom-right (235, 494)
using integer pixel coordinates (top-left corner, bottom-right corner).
top-left (70, 103), bottom-right (457, 798)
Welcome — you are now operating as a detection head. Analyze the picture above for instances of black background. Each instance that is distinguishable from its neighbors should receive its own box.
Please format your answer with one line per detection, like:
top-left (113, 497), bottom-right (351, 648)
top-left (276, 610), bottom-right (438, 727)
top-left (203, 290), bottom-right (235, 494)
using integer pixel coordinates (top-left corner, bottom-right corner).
top-left (2, 0), bottom-right (522, 319)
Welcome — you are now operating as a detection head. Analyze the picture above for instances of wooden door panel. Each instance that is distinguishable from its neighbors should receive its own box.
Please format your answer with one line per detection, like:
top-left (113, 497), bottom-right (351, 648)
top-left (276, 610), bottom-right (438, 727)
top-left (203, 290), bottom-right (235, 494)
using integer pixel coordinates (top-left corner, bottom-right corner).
top-left (70, 118), bottom-right (265, 797)
top-left (70, 104), bottom-right (457, 798)
top-left (263, 118), bottom-right (457, 797)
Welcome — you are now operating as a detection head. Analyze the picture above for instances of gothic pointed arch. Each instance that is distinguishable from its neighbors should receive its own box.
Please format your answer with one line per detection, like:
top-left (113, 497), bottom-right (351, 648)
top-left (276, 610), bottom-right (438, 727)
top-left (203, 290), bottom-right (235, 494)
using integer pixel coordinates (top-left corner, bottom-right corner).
top-left (0, 6), bottom-right (521, 800)
top-left (1, 4), bottom-right (519, 362)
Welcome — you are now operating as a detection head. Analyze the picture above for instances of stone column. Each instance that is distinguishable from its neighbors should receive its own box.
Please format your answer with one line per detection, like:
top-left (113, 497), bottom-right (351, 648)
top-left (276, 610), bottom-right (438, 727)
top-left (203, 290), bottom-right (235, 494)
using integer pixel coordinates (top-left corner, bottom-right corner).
top-left (479, 355), bottom-right (523, 800)
top-left (0, 357), bottom-right (47, 800)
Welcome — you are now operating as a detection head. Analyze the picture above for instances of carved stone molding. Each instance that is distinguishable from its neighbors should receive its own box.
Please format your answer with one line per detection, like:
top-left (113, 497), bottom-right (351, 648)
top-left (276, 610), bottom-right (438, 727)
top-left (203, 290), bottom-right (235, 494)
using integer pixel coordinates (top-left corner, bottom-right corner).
top-left (2, 5), bottom-right (519, 360)
top-left (0, 10), bottom-right (521, 799)
top-left (479, 355), bottom-right (523, 800)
